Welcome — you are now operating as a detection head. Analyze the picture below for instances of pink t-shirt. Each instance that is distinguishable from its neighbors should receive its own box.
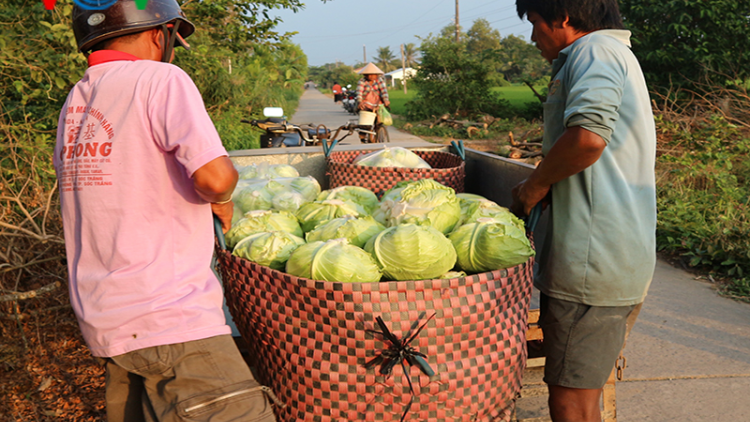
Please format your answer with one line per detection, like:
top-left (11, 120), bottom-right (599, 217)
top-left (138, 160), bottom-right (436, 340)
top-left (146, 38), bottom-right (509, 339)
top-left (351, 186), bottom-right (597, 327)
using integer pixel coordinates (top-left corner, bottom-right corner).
top-left (53, 51), bottom-right (231, 357)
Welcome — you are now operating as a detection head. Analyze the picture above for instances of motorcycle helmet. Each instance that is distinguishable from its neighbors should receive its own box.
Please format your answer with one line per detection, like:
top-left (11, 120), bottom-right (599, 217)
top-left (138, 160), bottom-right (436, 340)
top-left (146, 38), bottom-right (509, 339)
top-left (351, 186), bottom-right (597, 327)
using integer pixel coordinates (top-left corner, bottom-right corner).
top-left (72, 0), bottom-right (195, 62)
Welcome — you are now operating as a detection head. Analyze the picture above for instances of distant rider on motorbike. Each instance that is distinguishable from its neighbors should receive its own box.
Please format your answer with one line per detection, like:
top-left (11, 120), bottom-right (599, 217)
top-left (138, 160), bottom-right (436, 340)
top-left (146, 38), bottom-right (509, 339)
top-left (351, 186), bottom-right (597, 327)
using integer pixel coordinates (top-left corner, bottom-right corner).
top-left (356, 63), bottom-right (390, 112)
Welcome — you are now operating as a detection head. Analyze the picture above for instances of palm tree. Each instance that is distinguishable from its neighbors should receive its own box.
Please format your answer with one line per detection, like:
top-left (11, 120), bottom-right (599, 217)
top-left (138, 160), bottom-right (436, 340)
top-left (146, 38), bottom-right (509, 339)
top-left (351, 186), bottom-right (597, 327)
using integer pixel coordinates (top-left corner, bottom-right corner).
top-left (403, 43), bottom-right (420, 68)
top-left (374, 46), bottom-right (396, 72)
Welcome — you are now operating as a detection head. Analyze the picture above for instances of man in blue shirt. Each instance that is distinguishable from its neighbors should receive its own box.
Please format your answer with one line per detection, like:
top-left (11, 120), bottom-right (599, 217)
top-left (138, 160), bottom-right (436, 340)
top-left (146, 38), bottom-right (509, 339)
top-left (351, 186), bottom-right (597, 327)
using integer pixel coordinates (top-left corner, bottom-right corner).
top-left (511, 1), bottom-right (657, 421)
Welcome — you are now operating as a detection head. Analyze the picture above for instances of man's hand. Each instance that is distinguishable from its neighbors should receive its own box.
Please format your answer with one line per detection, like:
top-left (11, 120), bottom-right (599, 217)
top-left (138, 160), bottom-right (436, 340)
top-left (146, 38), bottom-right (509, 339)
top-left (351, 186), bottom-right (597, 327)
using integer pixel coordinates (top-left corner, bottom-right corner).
top-left (211, 201), bottom-right (234, 234)
top-left (384, 100), bottom-right (390, 108)
top-left (510, 126), bottom-right (607, 217)
top-left (511, 178), bottom-right (550, 218)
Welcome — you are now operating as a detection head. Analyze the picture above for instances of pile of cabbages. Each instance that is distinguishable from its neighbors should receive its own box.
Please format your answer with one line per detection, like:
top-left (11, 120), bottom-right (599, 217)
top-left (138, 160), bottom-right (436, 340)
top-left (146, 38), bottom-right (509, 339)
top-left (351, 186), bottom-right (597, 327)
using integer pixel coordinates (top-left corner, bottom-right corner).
top-left (226, 163), bottom-right (535, 283)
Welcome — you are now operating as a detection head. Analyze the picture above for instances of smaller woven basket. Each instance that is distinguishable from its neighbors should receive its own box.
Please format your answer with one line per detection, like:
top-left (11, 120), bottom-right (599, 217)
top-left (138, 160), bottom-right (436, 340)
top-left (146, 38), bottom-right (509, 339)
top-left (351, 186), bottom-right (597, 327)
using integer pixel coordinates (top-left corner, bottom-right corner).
top-left (326, 149), bottom-right (465, 195)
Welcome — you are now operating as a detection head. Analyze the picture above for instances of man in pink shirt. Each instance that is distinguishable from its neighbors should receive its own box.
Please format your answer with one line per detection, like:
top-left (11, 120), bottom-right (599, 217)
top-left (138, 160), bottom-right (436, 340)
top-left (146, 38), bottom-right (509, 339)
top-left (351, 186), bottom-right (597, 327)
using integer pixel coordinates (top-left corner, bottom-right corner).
top-left (54, 1), bottom-right (277, 421)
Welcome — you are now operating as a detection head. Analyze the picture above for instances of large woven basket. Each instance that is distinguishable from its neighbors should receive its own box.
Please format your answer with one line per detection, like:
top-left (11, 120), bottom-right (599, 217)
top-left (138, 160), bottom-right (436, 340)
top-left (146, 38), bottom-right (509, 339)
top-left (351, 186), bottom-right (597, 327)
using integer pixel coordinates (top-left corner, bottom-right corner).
top-left (216, 247), bottom-right (534, 422)
top-left (326, 150), bottom-right (465, 195)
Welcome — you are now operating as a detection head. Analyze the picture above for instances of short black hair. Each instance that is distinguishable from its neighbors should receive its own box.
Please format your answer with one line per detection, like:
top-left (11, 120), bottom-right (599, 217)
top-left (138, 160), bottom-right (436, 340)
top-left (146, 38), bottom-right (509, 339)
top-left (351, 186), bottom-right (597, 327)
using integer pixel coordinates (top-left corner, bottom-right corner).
top-left (516, 0), bottom-right (624, 32)
top-left (90, 31), bottom-right (145, 53)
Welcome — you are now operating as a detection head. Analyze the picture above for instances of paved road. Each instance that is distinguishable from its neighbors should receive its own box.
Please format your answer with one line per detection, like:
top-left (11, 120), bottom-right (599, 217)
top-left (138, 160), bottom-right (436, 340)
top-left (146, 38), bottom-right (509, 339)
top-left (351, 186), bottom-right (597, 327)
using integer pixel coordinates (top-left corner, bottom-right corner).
top-left (290, 88), bottom-right (431, 145)
top-left (289, 87), bottom-right (750, 421)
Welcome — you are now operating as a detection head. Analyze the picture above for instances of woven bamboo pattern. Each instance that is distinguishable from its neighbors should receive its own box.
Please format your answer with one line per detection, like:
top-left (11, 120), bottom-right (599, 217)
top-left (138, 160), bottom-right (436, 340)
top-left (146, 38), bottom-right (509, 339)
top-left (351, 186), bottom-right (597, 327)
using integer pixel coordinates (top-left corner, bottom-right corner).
top-left (216, 247), bottom-right (534, 422)
top-left (326, 150), bottom-right (466, 195)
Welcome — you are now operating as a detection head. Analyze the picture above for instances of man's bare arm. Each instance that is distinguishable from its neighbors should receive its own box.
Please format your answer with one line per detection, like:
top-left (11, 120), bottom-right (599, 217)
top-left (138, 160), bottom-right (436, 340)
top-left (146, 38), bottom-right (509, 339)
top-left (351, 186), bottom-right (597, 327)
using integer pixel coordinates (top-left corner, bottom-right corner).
top-left (511, 126), bottom-right (606, 216)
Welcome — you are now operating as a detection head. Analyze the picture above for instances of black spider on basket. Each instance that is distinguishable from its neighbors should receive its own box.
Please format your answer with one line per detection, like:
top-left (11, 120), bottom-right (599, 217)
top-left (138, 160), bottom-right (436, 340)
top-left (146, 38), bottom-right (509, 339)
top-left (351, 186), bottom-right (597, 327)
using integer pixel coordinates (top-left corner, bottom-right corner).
top-left (364, 312), bottom-right (437, 422)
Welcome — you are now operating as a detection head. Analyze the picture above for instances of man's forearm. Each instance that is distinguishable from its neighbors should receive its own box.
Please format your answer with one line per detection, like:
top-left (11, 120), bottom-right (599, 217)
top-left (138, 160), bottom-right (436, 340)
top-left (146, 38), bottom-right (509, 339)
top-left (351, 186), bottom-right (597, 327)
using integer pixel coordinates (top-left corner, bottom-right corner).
top-left (526, 126), bottom-right (607, 191)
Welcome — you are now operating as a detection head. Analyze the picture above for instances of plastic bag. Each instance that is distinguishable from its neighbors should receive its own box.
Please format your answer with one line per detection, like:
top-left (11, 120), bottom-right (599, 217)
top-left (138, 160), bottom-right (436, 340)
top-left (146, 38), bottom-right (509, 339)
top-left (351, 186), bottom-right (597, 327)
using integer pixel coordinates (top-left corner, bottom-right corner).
top-left (378, 104), bottom-right (393, 126)
top-left (353, 146), bottom-right (431, 169)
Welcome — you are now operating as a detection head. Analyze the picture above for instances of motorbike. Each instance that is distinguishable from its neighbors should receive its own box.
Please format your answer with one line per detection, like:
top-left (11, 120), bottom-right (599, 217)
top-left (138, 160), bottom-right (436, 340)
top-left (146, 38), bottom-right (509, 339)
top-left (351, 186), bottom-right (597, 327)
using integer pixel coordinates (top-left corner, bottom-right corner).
top-left (242, 107), bottom-right (331, 148)
top-left (341, 88), bottom-right (359, 115)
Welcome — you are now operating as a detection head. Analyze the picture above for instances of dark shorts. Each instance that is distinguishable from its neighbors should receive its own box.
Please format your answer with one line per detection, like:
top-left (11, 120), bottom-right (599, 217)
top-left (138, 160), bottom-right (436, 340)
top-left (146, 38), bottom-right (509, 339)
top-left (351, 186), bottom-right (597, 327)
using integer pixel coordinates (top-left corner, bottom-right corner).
top-left (100, 334), bottom-right (277, 422)
top-left (539, 293), bottom-right (641, 389)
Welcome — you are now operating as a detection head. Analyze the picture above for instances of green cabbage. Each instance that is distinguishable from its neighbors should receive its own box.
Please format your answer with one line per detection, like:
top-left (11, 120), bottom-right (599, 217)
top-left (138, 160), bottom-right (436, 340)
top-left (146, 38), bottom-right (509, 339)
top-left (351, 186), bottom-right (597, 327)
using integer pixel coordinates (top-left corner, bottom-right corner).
top-left (373, 179), bottom-right (461, 234)
top-left (234, 181), bottom-right (274, 213)
top-left (295, 199), bottom-right (366, 233)
top-left (440, 270), bottom-right (467, 279)
top-left (456, 199), bottom-right (525, 230)
top-left (233, 177), bottom-right (320, 213)
top-left (231, 203), bottom-right (245, 226)
top-left (305, 216), bottom-right (385, 248)
top-left (364, 224), bottom-right (457, 281)
top-left (236, 163), bottom-right (299, 180)
top-left (232, 231), bottom-right (306, 271)
top-left (286, 239), bottom-right (382, 283)
top-left (271, 191), bottom-right (307, 213)
top-left (316, 186), bottom-right (380, 214)
top-left (267, 164), bottom-right (300, 179)
top-left (225, 210), bottom-right (303, 249)
top-left (353, 147), bottom-right (431, 169)
top-left (449, 217), bottom-right (535, 273)
top-left (456, 193), bottom-right (488, 203)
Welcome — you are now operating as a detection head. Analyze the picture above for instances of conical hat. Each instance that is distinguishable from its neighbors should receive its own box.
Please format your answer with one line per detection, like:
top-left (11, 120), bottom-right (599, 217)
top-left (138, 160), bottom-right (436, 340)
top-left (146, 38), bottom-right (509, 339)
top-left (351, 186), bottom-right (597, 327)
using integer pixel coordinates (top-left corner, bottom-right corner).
top-left (358, 63), bottom-right (384, 75)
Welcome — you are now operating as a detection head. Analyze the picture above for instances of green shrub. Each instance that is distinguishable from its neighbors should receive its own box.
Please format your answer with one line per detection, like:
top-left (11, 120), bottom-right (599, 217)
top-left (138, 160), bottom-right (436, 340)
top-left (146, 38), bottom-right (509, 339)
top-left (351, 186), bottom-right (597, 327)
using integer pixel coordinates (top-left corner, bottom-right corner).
top-left (655, 114), bottom-right (750, 289)
top-left (406, 36), bottom-right (512, 120)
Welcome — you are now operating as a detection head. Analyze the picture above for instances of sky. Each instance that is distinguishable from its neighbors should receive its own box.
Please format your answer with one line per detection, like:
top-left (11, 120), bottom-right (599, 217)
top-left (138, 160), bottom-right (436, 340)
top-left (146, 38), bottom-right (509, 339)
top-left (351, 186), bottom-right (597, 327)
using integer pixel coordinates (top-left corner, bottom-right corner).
top-left (273, 0), bottom-right (534, 67)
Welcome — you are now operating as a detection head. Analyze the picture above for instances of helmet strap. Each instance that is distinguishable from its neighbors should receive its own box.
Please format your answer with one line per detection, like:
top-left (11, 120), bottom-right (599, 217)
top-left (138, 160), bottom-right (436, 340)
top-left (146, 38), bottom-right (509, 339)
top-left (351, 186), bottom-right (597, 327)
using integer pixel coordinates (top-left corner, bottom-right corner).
top-left (159, 20), bottom-right (182, 63)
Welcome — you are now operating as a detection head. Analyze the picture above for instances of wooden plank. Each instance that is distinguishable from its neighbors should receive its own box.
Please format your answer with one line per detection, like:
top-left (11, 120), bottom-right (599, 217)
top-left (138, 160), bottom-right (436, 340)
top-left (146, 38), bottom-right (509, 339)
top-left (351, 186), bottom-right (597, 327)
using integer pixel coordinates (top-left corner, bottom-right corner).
top-left (602, 368), bottom-right (618, 422)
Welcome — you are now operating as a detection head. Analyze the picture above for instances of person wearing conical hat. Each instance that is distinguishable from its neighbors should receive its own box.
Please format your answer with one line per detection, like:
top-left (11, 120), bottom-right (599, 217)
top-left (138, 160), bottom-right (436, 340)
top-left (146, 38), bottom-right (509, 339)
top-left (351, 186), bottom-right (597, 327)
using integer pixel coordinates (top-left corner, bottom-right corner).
top-left (356, 63), bottom-right (390, 142)
top-left (356, 62), bottom-right (390, 112)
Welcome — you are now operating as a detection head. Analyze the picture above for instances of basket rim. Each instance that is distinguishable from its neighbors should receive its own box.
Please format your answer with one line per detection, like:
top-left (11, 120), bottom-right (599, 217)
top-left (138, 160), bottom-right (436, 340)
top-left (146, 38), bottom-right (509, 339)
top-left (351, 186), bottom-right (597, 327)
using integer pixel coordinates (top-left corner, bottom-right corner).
top-left (327, 149), bottom-right (464, 167)
top-left (217, 246), bottom-right (533, 293)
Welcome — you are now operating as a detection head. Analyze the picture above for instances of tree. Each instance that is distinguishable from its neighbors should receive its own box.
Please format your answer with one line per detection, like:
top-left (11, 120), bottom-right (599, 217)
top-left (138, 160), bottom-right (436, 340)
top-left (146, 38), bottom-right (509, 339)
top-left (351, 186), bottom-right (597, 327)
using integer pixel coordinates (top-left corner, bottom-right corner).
top-left (496, 35), bottom-right (549, 84)
top-left (309, 63), bottom-right (359, 89)
top-left (620, 0), bottom-right (750, 91)
top-left (406, 32), bottom-right (510, 119)
top-left (374, 46), bottom-right (397, 72)
top-left (403, 43), bottom-right (420, 68)
top-left (466, 18), bottom-right (501, 55)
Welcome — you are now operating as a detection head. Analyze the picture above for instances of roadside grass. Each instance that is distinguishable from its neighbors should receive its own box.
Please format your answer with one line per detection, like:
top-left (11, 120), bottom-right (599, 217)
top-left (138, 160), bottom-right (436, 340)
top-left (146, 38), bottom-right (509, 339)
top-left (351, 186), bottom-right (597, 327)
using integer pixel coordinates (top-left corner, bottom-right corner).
top-left (388, 84), bottom-right (543, 117)
top-left (490, 85), bottom-right (544, 105)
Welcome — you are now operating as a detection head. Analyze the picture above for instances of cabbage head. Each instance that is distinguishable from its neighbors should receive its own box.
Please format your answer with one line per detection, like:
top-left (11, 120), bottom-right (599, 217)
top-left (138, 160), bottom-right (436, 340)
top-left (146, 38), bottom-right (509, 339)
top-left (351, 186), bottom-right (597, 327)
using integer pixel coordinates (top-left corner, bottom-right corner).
top-left (234, 182), bottom-right (274, 213)
top-left (364, 224), bottom-right (456, 281)
top-left (236, 163), bottom-right (299, 180)
top-left (373, 179), bottom-right (461, 234)
top-left (305, 216), bottom-right (385, 248)
top-left (233, 177), bottom-right (320, 213)
top-left (353, 147), bottom-right (431, 169)
top-left (271, 191), bottom-right (307, 213)
top-left (225, 210), bottom-right (303, 249)
top-left (440, 271), bottom-right (467, 279)
top-left (291, 176), bottom-right (322, 202)
top-left (456, 193), bottom-right (488, 203)
top-left (231, 203), bottom-right (245, 226)
top-left (449, 217), bottom-right (535, 273)
top-left (295, 199), bottom-right (366, 233)
top-left (456, 199), bottom-right (525, 230)
top-left (316, 186), bottom-right (380, 214)
top-left (267, 164), bottom-right (300, 179)
top-left (286, 239), bottom-right (382, 283)
top-left (232, 231), bottom-right (305, 271)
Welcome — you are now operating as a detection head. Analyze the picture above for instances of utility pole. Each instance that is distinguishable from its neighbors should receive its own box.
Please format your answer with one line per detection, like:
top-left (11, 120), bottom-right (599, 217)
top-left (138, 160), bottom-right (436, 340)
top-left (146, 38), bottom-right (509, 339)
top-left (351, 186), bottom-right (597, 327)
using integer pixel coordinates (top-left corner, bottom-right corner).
top-left (363, 45), bottom-right (367, 65)
top-left (401, 43), bottom-right (407, 94)
top-left (455, 0), bottom-right (460, 43)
